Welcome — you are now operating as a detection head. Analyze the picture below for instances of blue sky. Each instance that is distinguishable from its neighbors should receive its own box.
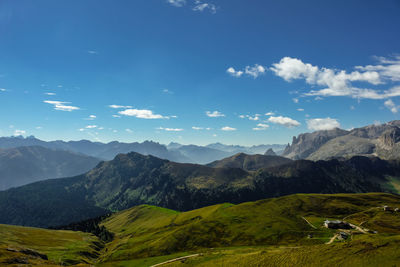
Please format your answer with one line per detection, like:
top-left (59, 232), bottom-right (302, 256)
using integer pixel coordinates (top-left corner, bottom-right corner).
top-left (0, 0), bottom-right (399, 146)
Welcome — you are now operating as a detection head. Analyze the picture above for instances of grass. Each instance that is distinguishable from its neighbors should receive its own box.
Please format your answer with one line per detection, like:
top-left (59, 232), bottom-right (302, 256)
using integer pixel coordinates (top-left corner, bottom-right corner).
top-left (99, 192), bottom-right (400, 264)
top-left (1, 192), bottom-right (399, 266)
top-left (165, 235), bottom-right (400, 267)
top-left (0, 224), bottom-right (102, 266)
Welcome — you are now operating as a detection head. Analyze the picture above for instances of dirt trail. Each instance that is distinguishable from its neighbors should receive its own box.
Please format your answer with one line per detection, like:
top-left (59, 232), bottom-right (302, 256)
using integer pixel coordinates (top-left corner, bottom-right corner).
top-left (326, 234), bottom-right (339, 244)
top-left (302, 216), bottom-right (317, 229)
top-left (150, 254), bottom-right (202, 267)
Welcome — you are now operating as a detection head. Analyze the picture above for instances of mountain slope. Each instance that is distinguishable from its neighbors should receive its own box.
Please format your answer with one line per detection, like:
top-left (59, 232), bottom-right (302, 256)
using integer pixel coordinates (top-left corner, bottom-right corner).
top-left (0, 152), bottom-right (399, 228)
top-left (0, 193), bottom-right (399, 266)
top-left (283, 120), bottom-right (400, 161)
top-left (0, 146), bottom-right (100, 190)
top-left (98, 192), bottom-right (400, 263)
top-left (207, 153), bottom-right (292, 171)
top-left (0, 223), bottom-right (102, 265)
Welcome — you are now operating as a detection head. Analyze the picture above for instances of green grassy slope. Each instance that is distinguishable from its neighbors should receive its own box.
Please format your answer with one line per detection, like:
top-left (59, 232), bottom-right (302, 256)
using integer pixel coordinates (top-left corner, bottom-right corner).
top-left (0, 224), bottom-right (102, 266)
top-left (99, 193), bottom-right (400, 265)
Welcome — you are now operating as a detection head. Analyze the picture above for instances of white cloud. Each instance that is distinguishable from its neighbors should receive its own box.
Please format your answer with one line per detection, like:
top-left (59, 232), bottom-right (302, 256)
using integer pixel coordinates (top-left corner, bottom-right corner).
top-left (193, 1), bottom-right (217, 13)
top-left (355, 56), bottom-right (400, 82)
top-left (206, 110), bottom-right (225, 117)
top-left (0, 88), bottom-right (7, 92)
top-left (192, 126), bottom-right (203, 130)
top-left (384, 99), bottom-right (398, 113)
top-left (297, 108), bottom-right (304, 111)
top-left (126, 128), bottom-right (133, 133)
top-left (265, 112), bottom-right (275, 116)
top-left (112, 115), bottom-right (121, 118)
top-left (85, 125), bottom-right (97, 129)
top-left (88, 50), bottom-right (98, 54)
top-left (227, 64), bottom-right (266, 78)
top-left (162, 89), bottom-right (173, 94)
top-left (86, 115), bottom-right (96, 120)
top-left (268, 116), bottom-right (300, 128)
top-left (45, 92), bottom-right (56, 96)
top-left (119, 109), bottom-right (168, 119)
top-left (292, 98), bottom-right (299, 103)
top-left (35, 126), bottom-right (42, 130)
top-left (245, 64), bottom-right (266, 78)
top-left (239, 114), bottom-right (260, 121)
top-left (14, 129), bottom-right (26, 136)
top-left (109, 104), bottom-right (133, 109)
top-left (44, 100), bottom-right (80, 111)
top-left (78, 128), bottom-right (85, 132)
top-left (167, 0), bottom-right (186, 7)
top-left (158, 127), bottom-right (184, 132)
top-left (307, 118), bottom-right (341, 131)
top-left (221, 126), bottom-right (236, 131)
top-left (226, 67), bottom-right (243, 78)
top-left (271, 56), bottom-right (400, 100)
top-left (253, 123), bottom-right (269, 131)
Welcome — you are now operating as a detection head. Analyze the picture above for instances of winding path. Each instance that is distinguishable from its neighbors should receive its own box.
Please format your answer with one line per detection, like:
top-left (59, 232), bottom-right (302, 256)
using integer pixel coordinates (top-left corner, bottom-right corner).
top-left (302, 217), bottom-right (317, 229)
top-left (150, 254), bottom-right (202, 267)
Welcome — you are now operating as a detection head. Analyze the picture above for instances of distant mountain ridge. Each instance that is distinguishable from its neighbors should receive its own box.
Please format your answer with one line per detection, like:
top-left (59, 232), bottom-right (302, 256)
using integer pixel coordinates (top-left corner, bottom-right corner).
top-left (0, 136), bottom-right (285, 164)
top-left (0, 146), bottom-right (100, 190)
top-left (0, 151), bottom-right (399, 228)
top-left (207, 153), bottom-right (292, 171)
top-left (283, 120), bottom-right (400, 160)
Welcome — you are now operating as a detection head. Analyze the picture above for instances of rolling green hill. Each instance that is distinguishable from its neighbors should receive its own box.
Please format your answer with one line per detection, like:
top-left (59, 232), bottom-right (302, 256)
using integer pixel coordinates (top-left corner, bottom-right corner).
top-left (0, 152), bottom-right (400, 228)
top-left (0, 193), bottom-right (399, 266)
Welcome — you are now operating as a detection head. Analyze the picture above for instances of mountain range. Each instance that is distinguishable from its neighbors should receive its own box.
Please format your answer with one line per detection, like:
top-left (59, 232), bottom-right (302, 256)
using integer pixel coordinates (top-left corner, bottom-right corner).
top-left (0, 135), bottom-right (285, 164)
top-left (283, 120), bottom-right (400, 160)
top-left (0, 151), bottom-right (399, 228)
top-left (0, 146), bottom-right (100, 190)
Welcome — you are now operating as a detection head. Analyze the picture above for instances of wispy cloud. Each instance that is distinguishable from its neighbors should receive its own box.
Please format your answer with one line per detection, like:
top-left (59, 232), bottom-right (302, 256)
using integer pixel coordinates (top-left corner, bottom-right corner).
top-left (167, 0), bottom-right (186, 7)
top-left (192, 126), bottom-right (211, 130)
top-left (253, 123), bottom-right (269, 131)
top-left (126, 128), bottom-right (133, 133)
top-left (109, 104), bottom-right (133, 109)
top-left (227, 64), bottom-right (266, 78)
top-left (268, 116), bottom-right (300, 128)
top-left (44, 92), bottom-right (56, 96)
top-left (119, 108), bottom-right (169, 119)
top-left (239, 114), bottom-right (260, 121)
top-left (307, 118), bottom-right (340, 131)
top-left (14, 129), bottom-right (26, 136)
top-left (44, 100), bottom-right (80, 111)
top-left (206, 110), bottom-right (225, 117)
top-left (157, 127), bottom-right (184, 132)
top-left (271, 56), bottom-right (400, 100)
top-left (85, 125), bottom-right (97, 129)
top-left (88, 50), bottom-right (98, 54)
top-left (384, 99), bottom-right (398, 113)
top-left (162, 89), bottom-right (173, 94)
top-left (221, 126), bottom-right (236, 131)
top-left (193, 1), bottom-right (217, 14)
top-left (0, 88), bottom-right (7, 92)
top-left (85, 115), bottom-right (96, 120)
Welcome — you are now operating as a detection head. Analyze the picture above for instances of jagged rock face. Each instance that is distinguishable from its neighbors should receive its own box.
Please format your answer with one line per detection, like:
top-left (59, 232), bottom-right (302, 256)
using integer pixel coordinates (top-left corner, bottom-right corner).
top-left (282, 128), bottom-right (349, 159)
top-left (282, 120), bottom-right (400, 160)
top-left (264, 148), bottom-right (277, 156)
top-left (350, 123), bottom-right (398, 139)
top-left (379, 127), bottom-right (400, 148)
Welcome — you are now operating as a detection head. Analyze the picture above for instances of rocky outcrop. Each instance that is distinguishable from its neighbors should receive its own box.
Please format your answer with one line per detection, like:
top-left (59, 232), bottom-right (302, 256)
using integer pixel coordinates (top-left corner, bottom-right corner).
top-left (282, 128), bottom-right (349, 159)
top-left (283, 120), bottom-right (400, 161)
top-left (379, 127), bottom-right (400, 148)
top-left (264, 148), bottom-right (277, 156)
